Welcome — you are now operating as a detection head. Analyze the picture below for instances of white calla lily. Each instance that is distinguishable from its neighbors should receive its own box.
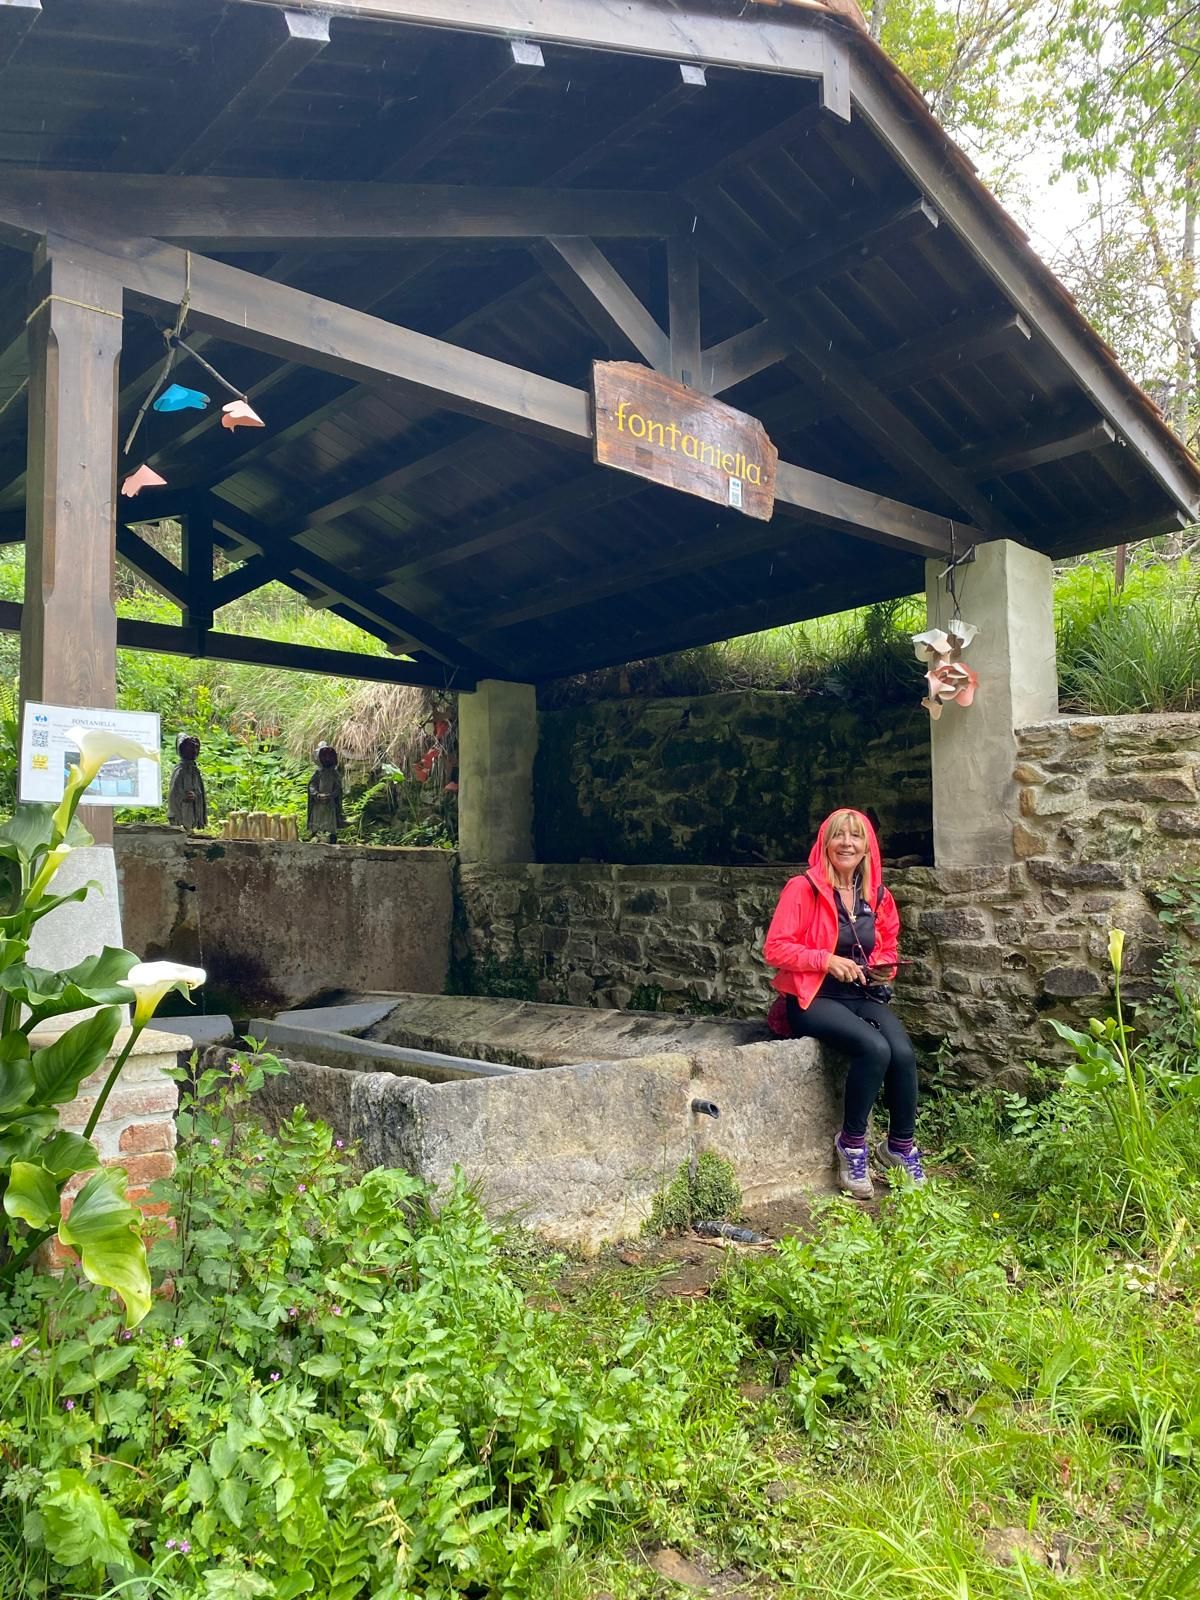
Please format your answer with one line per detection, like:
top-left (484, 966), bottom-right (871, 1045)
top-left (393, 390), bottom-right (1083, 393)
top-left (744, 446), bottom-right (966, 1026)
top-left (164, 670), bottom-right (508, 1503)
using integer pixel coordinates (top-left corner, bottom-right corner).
top-left (125, 960), bottom-right (207, 1028)
top-left (26, 843), bottom-right (72, 905)
top-left (65, 726), bottom-right (161, 790)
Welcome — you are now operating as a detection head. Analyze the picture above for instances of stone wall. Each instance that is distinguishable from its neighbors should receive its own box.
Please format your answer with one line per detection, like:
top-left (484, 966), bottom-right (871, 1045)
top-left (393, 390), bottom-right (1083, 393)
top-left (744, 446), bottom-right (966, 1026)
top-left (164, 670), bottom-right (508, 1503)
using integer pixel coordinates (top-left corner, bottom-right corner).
top-left (535, 690), bottom-right (932, 865)
top-left (115, 829), bottom-right (454, 1016)
top-left (459, 713), bottom-right (1200, 1084)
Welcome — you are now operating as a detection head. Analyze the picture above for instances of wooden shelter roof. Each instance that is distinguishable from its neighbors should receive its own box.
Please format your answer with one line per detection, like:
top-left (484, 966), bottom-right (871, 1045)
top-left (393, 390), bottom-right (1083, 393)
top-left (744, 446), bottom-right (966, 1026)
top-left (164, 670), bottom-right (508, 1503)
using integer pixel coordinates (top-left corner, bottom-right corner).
top-left (0, 0), bottom-right (1197, 688)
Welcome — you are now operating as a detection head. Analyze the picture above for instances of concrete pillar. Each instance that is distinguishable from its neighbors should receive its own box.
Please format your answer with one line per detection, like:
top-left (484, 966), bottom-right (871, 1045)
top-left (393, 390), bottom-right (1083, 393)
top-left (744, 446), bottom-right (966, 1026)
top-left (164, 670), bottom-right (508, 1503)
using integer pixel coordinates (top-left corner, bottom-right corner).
top-left (924, 539), bottom-right (1058, 866)
top-left (458, 679), bottom-right (537, 863)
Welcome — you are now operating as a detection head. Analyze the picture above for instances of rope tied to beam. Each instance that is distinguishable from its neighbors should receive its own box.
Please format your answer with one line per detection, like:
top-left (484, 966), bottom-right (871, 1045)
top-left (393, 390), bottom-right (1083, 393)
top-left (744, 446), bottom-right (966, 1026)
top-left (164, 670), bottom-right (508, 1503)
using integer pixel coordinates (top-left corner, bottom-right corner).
top-left (24, 294), bottom-right (123, 324)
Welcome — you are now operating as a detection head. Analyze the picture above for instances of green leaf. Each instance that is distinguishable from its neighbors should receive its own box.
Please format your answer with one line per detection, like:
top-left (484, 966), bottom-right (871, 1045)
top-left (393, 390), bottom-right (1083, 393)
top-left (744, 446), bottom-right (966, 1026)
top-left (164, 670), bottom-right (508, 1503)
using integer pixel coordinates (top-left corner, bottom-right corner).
top-left (31, 1006), bottom-right (122, 1105)
top-left (300, 1353), bottom-right (342, 1379)
top-left (37, 1468), bottom-right (133, 1572)
top-left (217, 1478), bottom-right (248, 1529)
top-left (0, 1032), bottom-right (33, 1114)
top-left (0, 1109), bottom-right (57, 1167)
top-left (0, 805), bottom-right (58, 866)
top-left (3, 1159), bottom-right (60, 1230)
top-left (187, 1461), bottom-right (217, 1505)
top-left (20, 946), bottom-right (138, 1026)
top-left (58, 1167), bottom-right (151, 1328)
top-left (39, 1129), bottom-right (101, 1179)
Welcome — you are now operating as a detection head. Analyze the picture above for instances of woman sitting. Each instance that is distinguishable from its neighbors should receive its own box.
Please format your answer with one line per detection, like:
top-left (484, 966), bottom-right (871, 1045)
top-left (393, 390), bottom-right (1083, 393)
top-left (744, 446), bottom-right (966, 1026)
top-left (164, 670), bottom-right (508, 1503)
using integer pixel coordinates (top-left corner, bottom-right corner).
top-left (763, 808), bottom-right (923, 1199)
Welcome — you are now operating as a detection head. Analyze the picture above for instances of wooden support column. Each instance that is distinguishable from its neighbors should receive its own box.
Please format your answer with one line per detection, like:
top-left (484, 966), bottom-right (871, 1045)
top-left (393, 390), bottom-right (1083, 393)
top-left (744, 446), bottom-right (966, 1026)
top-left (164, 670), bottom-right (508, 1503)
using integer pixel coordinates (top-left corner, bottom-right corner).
top-left (667, 236), bottom-right (700, 388)
top-left (181, 500), bottom-right (215, 635)
top-left (22, 242), bottom-right (123, 845)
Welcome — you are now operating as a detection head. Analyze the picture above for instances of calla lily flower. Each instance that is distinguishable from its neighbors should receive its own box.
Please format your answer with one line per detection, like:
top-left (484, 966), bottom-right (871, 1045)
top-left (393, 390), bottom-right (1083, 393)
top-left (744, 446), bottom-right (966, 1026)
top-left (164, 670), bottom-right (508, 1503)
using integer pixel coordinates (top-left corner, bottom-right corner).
top-left (124, 961), bottom-right (207, 1028)
top-left (64, 727), bottom-right (161, 792)
top-left (26, 843), bottom-right (72, 906)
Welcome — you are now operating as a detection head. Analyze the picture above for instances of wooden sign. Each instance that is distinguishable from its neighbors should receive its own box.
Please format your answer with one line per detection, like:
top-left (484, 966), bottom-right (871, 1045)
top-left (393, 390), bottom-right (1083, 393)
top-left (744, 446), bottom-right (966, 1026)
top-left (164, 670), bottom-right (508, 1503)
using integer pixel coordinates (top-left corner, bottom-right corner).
top-left (592, 361), bottom-right (778, 520)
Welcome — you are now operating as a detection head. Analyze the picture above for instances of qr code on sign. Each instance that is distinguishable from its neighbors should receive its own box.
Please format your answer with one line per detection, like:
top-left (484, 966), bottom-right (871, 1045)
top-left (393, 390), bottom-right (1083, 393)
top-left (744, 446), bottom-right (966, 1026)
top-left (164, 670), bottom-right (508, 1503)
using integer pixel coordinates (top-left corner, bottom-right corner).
top-left (30, 729), bottom-right (48, 748)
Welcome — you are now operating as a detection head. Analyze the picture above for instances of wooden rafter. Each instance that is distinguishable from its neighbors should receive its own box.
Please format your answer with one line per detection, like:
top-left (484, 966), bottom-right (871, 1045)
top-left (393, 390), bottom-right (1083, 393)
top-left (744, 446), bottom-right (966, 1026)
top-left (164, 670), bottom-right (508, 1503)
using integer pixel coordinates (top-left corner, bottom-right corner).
top-left (689, 210), bottom-right (1019, 535)
top-left (547, 63), bottom-right (706, 184)
top-left (667, 236), bottom-right (701, 389)
top-left (165, 11), bottom-right (329, 176)
top-left (115, 527), bottom-right (190, 606)
top-left (953, 413), bottom-right (1117, 479)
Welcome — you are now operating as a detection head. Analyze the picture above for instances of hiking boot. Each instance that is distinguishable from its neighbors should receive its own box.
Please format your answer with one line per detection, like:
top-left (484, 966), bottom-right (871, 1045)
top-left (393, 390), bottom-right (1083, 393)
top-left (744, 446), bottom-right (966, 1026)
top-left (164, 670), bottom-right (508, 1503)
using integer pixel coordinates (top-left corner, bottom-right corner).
top-left (877, 1141), bottom-right (926, 1185)
top-left (834, 1135), bottom-right (874, 1200)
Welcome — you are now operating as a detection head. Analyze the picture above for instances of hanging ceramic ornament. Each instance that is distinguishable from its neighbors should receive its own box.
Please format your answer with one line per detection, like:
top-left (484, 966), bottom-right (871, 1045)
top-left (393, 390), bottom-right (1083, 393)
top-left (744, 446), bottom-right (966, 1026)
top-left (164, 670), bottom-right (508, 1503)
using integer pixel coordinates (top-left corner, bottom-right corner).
top-left (121, 464), bottom-right (168, 497)
top-left (221, 399), bottom-right (265, 430)
top-left (153, 383), bottom-right (210, 413)
top-left (911, 620), bottom-right (979, 719)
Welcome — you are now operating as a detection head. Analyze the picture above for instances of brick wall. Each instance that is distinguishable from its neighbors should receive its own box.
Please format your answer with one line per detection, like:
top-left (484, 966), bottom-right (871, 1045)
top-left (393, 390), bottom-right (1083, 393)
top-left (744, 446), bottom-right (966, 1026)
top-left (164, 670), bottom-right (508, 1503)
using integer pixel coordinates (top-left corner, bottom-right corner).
top-left (459, 714), bottom-right (1200, 1084)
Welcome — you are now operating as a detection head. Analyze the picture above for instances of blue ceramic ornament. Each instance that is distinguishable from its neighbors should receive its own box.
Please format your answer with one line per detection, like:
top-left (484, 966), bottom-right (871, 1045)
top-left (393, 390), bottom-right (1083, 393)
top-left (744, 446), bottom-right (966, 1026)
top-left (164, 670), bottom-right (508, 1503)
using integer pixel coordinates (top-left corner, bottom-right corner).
top-left (154, 383), bottom-right (210, 413)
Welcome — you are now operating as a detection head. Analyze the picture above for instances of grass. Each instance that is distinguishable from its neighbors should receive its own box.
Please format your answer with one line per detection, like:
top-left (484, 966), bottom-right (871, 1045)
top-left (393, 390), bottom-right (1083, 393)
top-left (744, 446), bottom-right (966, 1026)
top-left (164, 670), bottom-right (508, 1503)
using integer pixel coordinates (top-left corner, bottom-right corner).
top-left (3, 950), bottom-right (1200, 1598)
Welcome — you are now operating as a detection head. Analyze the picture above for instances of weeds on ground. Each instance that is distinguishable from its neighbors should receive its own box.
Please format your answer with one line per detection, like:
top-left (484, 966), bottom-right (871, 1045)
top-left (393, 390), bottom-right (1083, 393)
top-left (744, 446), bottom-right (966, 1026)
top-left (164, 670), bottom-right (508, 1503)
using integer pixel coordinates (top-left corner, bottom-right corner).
top-left (4, 961), bottom-right (1200, 1598)
top-left (644, 1151), bottom-right (742, 1236)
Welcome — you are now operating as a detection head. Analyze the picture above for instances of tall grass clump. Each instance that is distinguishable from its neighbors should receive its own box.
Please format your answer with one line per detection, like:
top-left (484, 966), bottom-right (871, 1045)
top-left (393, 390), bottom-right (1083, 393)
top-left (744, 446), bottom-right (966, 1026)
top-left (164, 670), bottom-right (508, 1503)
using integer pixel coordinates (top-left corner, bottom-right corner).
top-left (1056, 556), bottom-right (1200, 714)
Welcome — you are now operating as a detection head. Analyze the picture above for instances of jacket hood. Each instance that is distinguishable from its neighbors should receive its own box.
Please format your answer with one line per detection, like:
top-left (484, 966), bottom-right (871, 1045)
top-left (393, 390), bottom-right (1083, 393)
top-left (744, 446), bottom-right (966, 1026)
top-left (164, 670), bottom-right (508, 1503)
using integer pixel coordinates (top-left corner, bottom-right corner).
top-left (808, 809), bottom-right (883, 893)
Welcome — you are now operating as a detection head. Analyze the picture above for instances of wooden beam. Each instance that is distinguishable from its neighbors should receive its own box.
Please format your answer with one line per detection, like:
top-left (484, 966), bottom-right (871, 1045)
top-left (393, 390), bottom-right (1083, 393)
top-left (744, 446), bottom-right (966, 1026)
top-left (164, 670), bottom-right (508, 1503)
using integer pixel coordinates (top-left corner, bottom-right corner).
top-left (0, 171), bottom-right (682, 249)
top-left (0, 0), bottom-right (38, 74)
top-left (953, 414), bottom-right (1118, 479)
top-left (539, 238), bottom-right (671, 370)
top-left (33, 230), bottom-right (594, 451)
top-left (865, 310), bottom-right (1032, 390)
top-left (689, 211), bottom-right (1019, 535)
top-left (667, 236), bottom-right (701, 389)
top-left (115, 527), bottom-right (189, 607)
top-left (774, 462), bottom-right (965, 554)
top-left (166, 11), bottom-right (330, 176)
top-left (701, 320), bottom-right (791, 396)
top-left (250, 0), bottom-right (832, 93)
top-left (0, 600), bottom-right (475, 687)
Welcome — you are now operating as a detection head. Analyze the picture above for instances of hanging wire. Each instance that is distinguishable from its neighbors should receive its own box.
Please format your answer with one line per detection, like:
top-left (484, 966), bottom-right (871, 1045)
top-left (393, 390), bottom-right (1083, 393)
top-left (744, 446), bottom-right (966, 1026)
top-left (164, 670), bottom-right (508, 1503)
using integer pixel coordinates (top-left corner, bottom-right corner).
top-left (123, 250), bottom-right (194, 459)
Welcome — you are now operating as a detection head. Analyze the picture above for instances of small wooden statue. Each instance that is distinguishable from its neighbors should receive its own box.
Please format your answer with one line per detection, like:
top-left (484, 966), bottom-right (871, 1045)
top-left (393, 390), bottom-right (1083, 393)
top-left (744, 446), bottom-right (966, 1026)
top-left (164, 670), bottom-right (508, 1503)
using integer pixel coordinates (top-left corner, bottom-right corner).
top-left (167, 733), bottom-right (208, 831)
top-left (307, 742), bottom-right (346, 843)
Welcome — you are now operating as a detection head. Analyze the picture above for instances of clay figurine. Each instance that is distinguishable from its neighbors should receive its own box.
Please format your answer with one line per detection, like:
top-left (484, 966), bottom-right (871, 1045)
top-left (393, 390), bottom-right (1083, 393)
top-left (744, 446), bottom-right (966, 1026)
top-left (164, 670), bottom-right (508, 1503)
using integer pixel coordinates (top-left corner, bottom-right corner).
top-left (167, 733), bottom-right (208, 831)
top-left (307, 742), bottom-right (346, 843)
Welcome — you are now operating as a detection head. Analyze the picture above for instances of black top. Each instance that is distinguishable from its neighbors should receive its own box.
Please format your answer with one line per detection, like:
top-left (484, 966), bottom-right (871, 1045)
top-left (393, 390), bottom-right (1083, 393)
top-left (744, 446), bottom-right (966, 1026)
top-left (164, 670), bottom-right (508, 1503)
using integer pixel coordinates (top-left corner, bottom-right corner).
top-left (816, 888), bottom-right (877, 1001)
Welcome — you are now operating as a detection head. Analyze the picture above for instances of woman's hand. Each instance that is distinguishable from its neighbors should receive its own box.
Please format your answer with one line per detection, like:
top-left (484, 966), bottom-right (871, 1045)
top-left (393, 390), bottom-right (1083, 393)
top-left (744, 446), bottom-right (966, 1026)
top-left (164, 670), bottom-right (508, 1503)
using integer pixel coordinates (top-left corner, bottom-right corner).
top-left (826, 954), bottom-right (865, 984)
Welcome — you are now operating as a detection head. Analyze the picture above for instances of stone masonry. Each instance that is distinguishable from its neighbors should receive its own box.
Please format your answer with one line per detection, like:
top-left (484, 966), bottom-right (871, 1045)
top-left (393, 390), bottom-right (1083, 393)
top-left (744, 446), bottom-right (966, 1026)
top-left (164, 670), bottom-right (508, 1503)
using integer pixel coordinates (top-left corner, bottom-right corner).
top-left (459, 714), bottom-right (1200, 1085)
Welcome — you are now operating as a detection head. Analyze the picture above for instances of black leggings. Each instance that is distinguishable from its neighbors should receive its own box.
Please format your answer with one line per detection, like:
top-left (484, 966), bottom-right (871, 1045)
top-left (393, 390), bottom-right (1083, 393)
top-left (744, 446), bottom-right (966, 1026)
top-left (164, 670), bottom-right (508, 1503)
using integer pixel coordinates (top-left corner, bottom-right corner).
top-left (786, 995), bottom-right (918, 1140)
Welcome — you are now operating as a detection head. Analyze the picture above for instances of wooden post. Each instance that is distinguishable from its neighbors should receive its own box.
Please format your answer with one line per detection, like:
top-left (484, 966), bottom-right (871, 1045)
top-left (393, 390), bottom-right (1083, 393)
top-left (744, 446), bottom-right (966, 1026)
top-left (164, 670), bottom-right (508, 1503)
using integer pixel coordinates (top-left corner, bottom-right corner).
top-left (181, 500), bottom-right (215, 635)
top-left (22, 242), bottom-right (124, 844)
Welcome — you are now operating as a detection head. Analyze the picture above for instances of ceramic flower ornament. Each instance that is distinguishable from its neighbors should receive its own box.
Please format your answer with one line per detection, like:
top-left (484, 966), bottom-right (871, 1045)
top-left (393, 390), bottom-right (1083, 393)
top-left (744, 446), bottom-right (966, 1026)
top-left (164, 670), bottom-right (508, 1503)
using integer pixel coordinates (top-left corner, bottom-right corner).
top-left (911, 619), bottom-right (980, 720)
top-left (121, 464), bottom-right (167, 497)
top-left (124, 960), bottom-right (207, 1028)
top-left (221, 399), bottom-right (264, 430)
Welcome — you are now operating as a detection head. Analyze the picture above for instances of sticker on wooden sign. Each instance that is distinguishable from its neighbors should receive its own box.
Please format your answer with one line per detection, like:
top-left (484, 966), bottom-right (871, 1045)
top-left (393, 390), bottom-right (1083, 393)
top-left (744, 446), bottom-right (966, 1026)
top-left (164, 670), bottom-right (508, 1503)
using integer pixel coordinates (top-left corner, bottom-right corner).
top-left (592, 362), bottom-right (778, 520)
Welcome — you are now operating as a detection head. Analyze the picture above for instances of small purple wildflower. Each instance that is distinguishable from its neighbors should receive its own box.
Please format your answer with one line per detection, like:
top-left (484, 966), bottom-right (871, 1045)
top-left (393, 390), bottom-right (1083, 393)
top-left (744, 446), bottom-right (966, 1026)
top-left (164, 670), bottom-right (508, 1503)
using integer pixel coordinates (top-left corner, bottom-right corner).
top-left (229, 1063), bottom-right (242, 1076)
top-left (210, 1138), bottom-right (220, 1148)
top-left (287, 1306), bottom-right (299, 1318)
top-left (9, 1335), bottom-right (21, 1350)
top-left (166, 1539), bottom-right (177, 1551)
top-left (121, 1330), bottom-right (134, 1341)
top-left (335, 1139), bottom-right (345, 1150)
top-left (296, 1182), bottom-right (307, 1194)
top-left (172, 1337), bottom-right (184, 1349)
top-left (269, 1371), bottom-right (281, 1382)
top-left (330, 1305), bottom-right (342, 1317)
top-left (179, 1540), bottom-right (191, 1555)
top-left (63, 1398), bottom-right (75, 1411)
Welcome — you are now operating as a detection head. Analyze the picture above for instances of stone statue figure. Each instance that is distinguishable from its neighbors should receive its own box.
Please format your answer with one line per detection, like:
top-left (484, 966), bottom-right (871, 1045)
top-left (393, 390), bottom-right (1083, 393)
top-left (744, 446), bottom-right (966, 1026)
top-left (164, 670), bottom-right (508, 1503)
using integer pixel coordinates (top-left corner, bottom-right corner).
top-left (167, 733), bottom-right (207, 831)
top-left (307, 742), bottom-right (346, 843)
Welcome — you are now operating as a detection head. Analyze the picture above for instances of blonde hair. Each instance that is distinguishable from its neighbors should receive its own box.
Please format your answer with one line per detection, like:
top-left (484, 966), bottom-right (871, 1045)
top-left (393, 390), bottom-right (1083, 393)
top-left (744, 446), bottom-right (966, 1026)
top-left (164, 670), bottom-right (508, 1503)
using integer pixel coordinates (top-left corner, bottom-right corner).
top-left (823, 809), bottom-right (873, 900)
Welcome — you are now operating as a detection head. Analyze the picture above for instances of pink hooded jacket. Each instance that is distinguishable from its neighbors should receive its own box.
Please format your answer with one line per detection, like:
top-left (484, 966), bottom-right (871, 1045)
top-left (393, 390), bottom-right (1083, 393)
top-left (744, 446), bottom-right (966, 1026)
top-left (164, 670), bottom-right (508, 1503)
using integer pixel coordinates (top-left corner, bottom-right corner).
top-left (762, 810), bottom-right (901, 1012)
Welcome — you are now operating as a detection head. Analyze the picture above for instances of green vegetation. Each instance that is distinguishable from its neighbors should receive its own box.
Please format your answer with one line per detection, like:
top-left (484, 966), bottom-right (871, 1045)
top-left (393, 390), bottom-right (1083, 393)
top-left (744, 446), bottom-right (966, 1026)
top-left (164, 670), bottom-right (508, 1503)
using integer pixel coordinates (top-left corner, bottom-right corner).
top-left (644, 1150), bottom-right (742, 1235)
top-left (3, 937), bottom-right (1200, 1597)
